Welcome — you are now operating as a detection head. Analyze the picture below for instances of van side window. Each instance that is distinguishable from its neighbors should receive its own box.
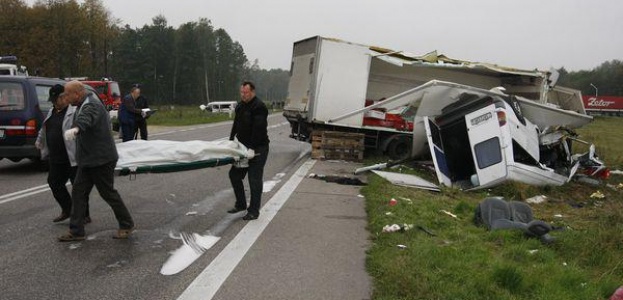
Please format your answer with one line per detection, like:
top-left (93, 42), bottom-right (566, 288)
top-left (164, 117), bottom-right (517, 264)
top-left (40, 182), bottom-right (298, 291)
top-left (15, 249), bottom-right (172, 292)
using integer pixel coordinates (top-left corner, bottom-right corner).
top-left (474, 137), bottom-right (502, 169)
top-left (0, 82), bottom-right (25, 110)
top-left (35, 85), bottom-right (54, 112)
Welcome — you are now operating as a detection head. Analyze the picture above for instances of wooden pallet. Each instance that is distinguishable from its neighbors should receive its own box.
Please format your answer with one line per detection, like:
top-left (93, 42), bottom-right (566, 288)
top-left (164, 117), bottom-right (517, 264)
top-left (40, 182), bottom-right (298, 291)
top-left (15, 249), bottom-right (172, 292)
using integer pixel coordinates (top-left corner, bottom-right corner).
top-left (311, 131), bottom-right (364, 161)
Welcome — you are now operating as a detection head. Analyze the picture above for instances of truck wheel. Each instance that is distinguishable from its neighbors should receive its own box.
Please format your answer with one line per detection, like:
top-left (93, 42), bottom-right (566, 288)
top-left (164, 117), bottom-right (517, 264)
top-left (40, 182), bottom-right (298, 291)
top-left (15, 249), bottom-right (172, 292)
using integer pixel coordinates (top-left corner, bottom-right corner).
top-left (386, 136), bottom-right (412, 160)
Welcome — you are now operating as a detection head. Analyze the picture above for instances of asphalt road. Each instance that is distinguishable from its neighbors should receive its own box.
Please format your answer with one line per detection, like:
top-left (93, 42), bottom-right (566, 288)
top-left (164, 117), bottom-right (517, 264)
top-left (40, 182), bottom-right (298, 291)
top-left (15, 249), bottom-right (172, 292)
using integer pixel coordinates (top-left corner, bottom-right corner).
top-left (0, 114), bottom-right (313, 300)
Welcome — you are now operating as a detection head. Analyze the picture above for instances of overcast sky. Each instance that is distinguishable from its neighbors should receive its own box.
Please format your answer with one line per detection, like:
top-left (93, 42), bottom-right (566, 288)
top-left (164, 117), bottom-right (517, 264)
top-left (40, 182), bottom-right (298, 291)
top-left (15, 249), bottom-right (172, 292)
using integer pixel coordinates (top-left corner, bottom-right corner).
top-left (29, 0), bottom-right (623, 71)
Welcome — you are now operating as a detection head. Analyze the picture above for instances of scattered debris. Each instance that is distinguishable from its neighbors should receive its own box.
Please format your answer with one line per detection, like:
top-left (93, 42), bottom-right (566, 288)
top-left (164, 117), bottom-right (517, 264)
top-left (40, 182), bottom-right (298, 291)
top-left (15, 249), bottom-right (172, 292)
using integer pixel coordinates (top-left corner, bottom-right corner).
top-left (382, 223), bottom-right (414, 233)
top-left (398, 196), bottom-right (413, 204)
top-left (440, 210), bottom-right (457, 219)
top-left (611, 170), bottom-right (623, 175)
top-left (575, 174), bottom-right (601, 186)
top-left (357, 194), bottom-right (365, 198)
top-left (554, 214), bottom-right (563, 218)
top-left (417, 225), bottom-right (436, 236)
top-left (371, 170), bottom-right (440, 192)
top-left (385, 212), bottom-right (393, 216)
top-left (526, 195), bottom-right (548, 204)
top-left (185, 211), bottom-right (198, 216)
top-left (388, 198), bottom-right (398, 206)
top-left (308, 173), bottom-right (367, 186)
top-left (528, 249), bottom-right (539, 254)
top-left (590, 190), bottom-right (605, 199)
top-left (563, 262), bottom-right (568, 266)
top-left (397, 244), bottom-right (407, 249)
top-left (382, 224), bottom-right (402, 233)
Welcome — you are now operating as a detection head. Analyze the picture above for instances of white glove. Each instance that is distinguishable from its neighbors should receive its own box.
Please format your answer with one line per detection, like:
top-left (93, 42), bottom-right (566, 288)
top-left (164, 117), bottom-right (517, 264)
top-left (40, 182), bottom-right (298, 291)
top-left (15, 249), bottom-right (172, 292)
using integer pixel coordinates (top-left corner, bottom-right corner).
top-left (35, 140), bottom-right (43, 150)
top-left (245, 148), bottom-right (255, 158)
top-left (141, 110), bottom-right (147, 118)
top-left (64, 128), bottom-right (79, 141)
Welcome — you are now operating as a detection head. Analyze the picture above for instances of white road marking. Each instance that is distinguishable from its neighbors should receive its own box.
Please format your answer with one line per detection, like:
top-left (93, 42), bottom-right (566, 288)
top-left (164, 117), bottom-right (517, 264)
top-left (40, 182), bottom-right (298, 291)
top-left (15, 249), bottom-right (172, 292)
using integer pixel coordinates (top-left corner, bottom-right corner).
top-left (176, 159), bottom-right (316, 300)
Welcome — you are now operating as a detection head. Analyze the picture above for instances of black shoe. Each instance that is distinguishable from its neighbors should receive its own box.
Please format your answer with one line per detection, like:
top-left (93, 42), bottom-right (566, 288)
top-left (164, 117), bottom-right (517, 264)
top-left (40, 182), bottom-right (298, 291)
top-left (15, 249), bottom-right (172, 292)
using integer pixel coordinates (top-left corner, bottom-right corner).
top-left (242, 213), bottom-right (258, 221)
top-left (53, 213), bottom-right (70, 223)
top-left (227, 207), bottom-right (246, 214)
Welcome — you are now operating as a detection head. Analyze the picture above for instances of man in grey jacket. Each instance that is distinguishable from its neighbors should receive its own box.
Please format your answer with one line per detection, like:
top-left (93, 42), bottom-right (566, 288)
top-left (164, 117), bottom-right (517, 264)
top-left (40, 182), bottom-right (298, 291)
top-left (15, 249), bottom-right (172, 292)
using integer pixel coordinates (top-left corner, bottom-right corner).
top-left (57, 81), bottom-right (134, 242)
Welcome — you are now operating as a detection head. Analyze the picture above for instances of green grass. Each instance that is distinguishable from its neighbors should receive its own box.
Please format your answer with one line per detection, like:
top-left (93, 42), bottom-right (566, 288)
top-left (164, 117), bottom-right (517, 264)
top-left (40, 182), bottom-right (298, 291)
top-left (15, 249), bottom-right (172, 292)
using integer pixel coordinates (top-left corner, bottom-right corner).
top-left (147, 105), bottom-right (235, 126)
top-left (363, 116), bottom-right (623, 299)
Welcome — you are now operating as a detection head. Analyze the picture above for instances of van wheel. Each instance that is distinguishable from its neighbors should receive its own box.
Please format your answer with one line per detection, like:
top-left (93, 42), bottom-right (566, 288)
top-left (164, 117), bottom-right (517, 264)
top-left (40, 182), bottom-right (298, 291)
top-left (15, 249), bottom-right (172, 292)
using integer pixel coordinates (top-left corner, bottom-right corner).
top-left (386, 136), bottom-right (412, 160)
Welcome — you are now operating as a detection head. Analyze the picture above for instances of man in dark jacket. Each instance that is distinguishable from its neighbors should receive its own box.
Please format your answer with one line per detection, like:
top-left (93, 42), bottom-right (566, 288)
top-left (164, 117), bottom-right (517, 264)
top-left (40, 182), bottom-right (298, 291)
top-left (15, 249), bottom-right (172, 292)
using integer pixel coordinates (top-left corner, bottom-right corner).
top-left (119, 86), bottom-right (144, 142)
top-left (227, 81), bottom-right (270, 220)
top-left (57, 81), bottom-right (134, 242)
top-left (134, 94), bottom-right (149, 140)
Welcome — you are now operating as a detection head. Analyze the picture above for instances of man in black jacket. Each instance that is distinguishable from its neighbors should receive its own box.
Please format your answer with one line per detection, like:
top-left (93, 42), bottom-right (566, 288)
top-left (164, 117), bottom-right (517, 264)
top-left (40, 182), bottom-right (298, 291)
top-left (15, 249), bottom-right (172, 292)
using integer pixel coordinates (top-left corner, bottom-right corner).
top-left (58, 81), bottom-right (134, 241)
top-left (227, 81), bottom-right (269, 220)
top-left (134, 93), bottom-right (149, 140)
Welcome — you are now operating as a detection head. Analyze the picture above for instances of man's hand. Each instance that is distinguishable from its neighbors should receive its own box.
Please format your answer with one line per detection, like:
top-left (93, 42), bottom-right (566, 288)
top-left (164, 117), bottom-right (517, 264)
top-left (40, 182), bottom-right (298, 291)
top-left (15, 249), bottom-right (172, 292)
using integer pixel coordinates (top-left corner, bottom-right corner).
top-left (245, 148), bottom-right (255, 158)
top-left (35, 140), bottom-right (43, 150)
top-left (64, 128), bottom-right (79, 141)
top-left (141, 110), bottom-right (147, 118)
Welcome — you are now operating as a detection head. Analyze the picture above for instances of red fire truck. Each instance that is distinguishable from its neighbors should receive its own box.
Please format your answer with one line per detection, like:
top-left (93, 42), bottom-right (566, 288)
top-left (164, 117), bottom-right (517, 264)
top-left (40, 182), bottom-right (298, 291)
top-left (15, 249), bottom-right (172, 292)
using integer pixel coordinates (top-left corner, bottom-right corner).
top-left (80, 78), bottom-right (121, 110)
top-left (582, 95), bottom-right (623, 116)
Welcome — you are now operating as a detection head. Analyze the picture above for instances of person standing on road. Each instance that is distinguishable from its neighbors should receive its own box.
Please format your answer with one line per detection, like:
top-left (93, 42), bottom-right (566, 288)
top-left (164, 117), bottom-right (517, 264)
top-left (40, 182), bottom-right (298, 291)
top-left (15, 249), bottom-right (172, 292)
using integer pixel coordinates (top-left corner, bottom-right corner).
top-left (57, 81), bottom-right (134, 242)
top-left (35, 84), bottom-right (91, 224)
top-left (227, 81), bottom-right (270, 221)
top-left (134, 92), bottom-right (149, 140)
top-left (119, 86), bottom-right (144, 142)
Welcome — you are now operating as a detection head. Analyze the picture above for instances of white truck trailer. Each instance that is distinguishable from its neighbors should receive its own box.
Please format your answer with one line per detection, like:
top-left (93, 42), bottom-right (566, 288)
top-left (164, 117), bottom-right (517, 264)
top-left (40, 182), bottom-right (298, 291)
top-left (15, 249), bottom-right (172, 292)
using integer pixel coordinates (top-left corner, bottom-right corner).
top-left (283, 36), bottom-right (585, 159)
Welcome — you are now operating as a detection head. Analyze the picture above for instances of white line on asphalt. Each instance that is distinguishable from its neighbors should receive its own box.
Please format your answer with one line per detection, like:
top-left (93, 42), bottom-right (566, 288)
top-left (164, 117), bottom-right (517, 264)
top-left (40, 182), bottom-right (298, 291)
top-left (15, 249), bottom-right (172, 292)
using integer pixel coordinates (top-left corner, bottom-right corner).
top-left (0, 184), bottom-right (49, 200)
top-left (0, 186), bottom-right (51, 205)
top-left (176, 159), bottom-right (316, 300)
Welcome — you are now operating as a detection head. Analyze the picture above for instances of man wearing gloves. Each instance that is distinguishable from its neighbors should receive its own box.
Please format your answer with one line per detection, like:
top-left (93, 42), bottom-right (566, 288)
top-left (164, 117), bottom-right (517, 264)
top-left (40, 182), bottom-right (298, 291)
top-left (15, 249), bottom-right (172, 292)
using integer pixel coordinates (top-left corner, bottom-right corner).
top-left (227, 81), bottom-right (269, 221)
top-left (57, 81), bottom-right (134, 242)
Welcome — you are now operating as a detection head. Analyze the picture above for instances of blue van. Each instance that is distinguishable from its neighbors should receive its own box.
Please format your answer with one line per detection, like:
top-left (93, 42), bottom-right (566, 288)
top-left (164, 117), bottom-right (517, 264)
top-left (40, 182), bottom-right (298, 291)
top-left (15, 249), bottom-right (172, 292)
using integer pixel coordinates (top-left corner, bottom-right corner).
top-left (0, 76), bottom-right (67, 163)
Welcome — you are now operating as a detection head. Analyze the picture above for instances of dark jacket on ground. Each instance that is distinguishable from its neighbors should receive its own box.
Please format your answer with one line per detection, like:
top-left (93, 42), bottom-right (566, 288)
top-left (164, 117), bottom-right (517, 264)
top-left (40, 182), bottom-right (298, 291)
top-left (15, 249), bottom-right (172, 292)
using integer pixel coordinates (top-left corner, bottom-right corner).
top-left (229, 96), bottom-right (269, 149)
top-left (73, 92), bottom-right (118, 167)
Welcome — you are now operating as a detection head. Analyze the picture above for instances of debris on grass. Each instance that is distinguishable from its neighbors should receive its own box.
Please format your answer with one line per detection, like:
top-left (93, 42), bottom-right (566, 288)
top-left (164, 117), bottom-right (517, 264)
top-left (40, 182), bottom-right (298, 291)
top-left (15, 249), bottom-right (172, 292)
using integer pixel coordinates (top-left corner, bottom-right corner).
top-left (590, 190), bottom-right (605, 198)
top-left (440, 210), bottom-right (457, 219)
top-left (382, 223), bottom-right (414, 233)
top-left (397, 244), bottom-right (407, 249)
top-left (554, 214), bottom-right (563, 218)
top-left (526, 195), bottom-right (548, 204)
top-left (528, 249), bottom-right (539, 254)
top-left (388, 198), bottom-right (398, 206)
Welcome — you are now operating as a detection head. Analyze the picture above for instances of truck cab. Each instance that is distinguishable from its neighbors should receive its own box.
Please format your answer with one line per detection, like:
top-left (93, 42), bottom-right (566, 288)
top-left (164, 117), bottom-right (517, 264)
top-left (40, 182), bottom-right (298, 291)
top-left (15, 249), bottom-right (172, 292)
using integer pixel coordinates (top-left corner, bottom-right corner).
top-left (424, 92), bottom-right (572, 190)
top-left (0, 56), bottom-right (29, 76)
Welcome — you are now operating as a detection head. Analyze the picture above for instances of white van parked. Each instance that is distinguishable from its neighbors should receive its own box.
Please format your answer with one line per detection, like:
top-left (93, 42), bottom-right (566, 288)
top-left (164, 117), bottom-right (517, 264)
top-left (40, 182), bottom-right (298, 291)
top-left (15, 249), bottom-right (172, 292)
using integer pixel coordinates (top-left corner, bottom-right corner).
top-left (200, 101), bottom-right (237, 113)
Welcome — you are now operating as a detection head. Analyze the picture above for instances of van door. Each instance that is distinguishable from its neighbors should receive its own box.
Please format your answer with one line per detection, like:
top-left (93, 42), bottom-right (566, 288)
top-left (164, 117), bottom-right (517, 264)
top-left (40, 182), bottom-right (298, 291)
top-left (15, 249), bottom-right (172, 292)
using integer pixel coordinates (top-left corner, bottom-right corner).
top-left (465, 106), bottom-right (508, 187)
top-left (423, 116), bottom-right (452, 186)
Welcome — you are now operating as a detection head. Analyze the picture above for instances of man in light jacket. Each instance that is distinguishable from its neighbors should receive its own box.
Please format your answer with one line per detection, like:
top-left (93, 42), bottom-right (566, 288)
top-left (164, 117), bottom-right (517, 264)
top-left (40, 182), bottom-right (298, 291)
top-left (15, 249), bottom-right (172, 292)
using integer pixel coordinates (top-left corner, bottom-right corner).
top-left (35, 84), bottom-right (90, 223)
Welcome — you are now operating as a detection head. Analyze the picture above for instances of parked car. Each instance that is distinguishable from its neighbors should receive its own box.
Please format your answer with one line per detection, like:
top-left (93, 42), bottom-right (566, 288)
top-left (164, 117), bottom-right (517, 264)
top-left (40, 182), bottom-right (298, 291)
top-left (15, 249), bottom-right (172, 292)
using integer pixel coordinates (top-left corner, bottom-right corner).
top-left (0, 76), bottom-right (108, 165)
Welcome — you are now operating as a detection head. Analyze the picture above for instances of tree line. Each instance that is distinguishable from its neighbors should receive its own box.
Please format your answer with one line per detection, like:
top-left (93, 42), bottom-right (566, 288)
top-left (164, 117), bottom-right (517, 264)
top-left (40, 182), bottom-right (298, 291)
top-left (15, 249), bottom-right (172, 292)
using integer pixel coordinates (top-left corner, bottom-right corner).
top-left (0, 0), bottom-right (289, 105)
top-left (557, 60), bottom-right (623, 97)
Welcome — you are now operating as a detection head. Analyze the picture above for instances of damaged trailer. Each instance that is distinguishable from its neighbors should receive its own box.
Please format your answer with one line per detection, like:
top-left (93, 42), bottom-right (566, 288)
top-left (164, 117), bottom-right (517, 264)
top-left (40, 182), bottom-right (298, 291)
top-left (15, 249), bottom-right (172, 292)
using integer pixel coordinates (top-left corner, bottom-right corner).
top-left (284, 36), bottom-right (586, 160)
top-left (346, 80), bottom-right (604, 190)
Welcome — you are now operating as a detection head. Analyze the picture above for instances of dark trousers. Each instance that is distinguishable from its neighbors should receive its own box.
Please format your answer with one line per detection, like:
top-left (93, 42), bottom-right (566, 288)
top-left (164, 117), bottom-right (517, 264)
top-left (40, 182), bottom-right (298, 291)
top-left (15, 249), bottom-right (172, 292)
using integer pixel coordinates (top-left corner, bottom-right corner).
top-left (120, 121), bottom-right (135, 142)
top-left (69, 161), bottom-right (134, 236)
top-left (134, 118), bottom-right (148, 140)
top-left (48, 162), bottom-right (90, 217)
top-left (229, 145), bottom-right (269, 216)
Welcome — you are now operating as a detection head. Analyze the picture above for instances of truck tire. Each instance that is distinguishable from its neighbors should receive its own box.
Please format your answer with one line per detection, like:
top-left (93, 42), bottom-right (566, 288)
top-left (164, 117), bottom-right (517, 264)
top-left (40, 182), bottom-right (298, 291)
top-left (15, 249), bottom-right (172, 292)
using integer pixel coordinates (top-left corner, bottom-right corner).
top-left (386, 135), bottom-right (412, 160)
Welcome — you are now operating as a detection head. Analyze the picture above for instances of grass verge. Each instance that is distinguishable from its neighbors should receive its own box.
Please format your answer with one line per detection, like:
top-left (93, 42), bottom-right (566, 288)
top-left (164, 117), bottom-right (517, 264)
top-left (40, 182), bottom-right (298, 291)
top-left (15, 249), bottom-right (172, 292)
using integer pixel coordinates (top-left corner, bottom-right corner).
top-left (363, 116), bottom-right (623, 299)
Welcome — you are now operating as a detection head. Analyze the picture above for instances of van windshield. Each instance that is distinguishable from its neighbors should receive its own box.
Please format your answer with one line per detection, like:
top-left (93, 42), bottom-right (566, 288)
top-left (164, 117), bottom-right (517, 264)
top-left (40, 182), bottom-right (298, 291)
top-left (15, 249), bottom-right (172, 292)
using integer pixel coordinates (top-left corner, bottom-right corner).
top-left (0, 82), bottom-right (25, 110)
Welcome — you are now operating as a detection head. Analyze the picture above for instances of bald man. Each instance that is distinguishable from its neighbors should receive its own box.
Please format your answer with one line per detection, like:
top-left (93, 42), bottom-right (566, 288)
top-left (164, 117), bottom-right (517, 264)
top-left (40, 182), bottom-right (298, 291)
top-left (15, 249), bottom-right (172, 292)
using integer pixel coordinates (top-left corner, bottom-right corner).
top-left (57, 81), bottom-right (134, 242)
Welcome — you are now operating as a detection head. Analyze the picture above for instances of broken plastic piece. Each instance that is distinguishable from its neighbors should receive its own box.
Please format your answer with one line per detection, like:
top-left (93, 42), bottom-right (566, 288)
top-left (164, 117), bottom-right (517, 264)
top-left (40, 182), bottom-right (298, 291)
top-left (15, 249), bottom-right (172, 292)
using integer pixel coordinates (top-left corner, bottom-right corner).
top-left (440, 210), bottom-right (457, 219)
top-left (590, 190), bottom-right (605, 198)
top-left (526, 195), bottom-right (547, 204)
